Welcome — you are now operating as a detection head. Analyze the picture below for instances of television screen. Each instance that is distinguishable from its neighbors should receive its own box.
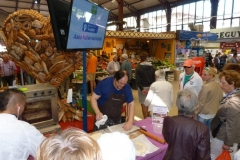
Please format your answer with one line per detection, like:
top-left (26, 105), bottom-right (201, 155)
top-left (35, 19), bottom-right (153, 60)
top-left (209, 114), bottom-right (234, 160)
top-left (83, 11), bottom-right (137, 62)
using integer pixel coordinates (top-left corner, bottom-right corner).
top-left (66, 0), bottom-right (109, 50)
top-left (47, 0), bottom-right (70, 50)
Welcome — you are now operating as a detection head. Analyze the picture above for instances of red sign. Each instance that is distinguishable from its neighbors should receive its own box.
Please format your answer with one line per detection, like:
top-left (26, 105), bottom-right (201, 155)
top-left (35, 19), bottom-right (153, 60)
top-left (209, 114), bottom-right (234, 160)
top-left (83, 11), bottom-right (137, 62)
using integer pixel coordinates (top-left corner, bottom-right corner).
top-left (220, 42), bottom-right (240, 48)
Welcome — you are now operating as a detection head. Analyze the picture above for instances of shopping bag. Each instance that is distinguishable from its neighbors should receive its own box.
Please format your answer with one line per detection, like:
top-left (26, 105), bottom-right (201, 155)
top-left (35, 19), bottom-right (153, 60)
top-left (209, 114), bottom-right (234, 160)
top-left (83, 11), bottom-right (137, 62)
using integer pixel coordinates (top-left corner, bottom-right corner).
top-left (216, 150), bottom-right (231, 160)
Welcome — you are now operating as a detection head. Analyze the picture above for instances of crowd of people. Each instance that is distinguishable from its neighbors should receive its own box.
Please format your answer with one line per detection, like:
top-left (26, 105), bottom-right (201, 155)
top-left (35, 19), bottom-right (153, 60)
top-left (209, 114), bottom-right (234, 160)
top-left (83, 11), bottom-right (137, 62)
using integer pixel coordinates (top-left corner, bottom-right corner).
top-left (0, 87), bottom-right (136, 160)
top-left (204, 49), bottom-right (239, 73)
top-left (0, 50), bottom-right (240, 160)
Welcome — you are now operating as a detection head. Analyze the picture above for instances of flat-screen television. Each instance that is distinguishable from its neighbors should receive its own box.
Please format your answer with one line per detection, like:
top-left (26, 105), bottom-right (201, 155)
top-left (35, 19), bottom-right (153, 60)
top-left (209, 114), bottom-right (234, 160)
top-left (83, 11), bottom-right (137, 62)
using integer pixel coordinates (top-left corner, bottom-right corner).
top-left (66, 0), bottom-right (109, 50)
top-left (47, 0), bottom-right (71, 50)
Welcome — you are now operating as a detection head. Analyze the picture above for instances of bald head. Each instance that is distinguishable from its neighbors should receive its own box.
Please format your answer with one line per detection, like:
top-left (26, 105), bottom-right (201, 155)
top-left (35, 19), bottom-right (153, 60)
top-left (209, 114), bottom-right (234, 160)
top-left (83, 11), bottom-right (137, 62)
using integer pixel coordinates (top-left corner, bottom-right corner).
top-left (2, 53), bottom-right (9, 63)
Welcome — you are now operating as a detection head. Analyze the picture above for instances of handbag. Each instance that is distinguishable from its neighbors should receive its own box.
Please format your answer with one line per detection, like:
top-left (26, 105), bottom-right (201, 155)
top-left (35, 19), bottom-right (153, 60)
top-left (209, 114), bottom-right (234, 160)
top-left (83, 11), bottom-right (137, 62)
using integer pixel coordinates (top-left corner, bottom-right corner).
top-left (216, 150), bottom-right (231, 160)
top-left (211, 115), bottom-right (226, 138)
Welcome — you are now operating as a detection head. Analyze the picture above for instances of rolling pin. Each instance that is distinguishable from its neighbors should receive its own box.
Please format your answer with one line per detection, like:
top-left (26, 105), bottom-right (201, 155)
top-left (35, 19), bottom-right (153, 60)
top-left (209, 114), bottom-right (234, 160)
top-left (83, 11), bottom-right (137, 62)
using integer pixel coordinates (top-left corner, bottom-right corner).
top-left (138, 129), bottom-right (165, 144)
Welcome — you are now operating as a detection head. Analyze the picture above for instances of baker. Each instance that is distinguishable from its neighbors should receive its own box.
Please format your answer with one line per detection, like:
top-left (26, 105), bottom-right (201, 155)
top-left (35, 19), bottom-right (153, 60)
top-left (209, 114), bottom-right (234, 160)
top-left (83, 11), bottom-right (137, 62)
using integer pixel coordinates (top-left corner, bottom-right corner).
top-left (90, 70), bottom-right (135, 131)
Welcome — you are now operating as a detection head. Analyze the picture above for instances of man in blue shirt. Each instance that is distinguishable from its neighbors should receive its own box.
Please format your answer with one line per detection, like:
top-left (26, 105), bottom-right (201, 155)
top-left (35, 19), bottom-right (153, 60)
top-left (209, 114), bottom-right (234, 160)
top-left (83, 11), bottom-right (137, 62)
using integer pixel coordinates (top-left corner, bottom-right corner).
top-left (90, 70), bottom-right (135, 131)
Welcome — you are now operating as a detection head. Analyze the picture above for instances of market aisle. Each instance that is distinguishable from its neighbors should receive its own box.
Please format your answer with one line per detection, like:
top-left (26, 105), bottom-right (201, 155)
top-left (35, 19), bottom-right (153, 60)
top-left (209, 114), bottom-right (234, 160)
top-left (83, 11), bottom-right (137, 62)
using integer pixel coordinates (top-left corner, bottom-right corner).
top-left (133, 80), bottom-right (179, 120)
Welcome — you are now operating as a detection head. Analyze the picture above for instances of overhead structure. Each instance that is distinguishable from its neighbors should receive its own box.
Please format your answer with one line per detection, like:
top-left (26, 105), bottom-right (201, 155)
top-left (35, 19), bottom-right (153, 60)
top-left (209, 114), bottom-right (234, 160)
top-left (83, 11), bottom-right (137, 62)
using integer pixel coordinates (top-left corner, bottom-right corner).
top-left (159, 0), bottom-right (171, 32)
top-left (0, 0), bottom-right (204, 23)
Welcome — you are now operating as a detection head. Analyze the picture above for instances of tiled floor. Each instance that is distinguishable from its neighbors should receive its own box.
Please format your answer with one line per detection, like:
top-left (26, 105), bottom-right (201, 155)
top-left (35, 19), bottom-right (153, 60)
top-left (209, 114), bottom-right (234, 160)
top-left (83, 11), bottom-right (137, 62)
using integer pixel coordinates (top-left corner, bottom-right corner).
top-left (132, 80), bottom-right (179, 120)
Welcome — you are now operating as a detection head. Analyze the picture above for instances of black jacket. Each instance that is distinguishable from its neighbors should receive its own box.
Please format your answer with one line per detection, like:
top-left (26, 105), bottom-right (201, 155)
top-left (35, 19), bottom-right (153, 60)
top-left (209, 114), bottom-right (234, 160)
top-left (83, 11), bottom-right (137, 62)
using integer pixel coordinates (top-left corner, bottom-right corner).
top-left (162, 116), bottom-right (210, 160)
top-left (135, 64), bottom-right (155, 91)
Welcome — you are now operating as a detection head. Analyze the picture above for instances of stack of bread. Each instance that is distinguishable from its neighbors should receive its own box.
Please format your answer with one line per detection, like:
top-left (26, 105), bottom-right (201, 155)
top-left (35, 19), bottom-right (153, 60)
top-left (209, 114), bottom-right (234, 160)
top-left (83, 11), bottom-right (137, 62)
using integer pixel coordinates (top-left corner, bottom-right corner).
top-left (0, 9), bottom-right (84, 122)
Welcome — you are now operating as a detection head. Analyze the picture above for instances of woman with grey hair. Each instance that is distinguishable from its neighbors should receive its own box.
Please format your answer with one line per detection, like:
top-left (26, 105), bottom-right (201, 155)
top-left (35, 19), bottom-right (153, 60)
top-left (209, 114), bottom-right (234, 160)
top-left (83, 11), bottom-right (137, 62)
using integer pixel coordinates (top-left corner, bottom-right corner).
top-left (162, 89), bottom-right (210, 160)
top-left (106, 54), bottom-right (120, 76)
top-left (144, 69), bottom-right (173, 112)
top-left (176, 89), bottom-right (198, 115)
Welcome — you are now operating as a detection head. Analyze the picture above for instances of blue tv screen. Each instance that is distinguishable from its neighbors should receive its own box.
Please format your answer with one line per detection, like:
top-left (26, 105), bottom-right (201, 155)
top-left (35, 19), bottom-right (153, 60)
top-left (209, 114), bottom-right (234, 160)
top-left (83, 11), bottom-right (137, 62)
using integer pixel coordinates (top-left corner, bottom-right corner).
top-left (66, 0), bottom-right (109, 50)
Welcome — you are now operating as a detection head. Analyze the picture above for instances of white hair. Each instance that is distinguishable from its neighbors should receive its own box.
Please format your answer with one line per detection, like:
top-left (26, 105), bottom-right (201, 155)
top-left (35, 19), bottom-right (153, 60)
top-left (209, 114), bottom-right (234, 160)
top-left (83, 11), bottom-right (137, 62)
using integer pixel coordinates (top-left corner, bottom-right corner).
top-left (97, 132), bottom-right (135, 160)
top-left (176, 89), bottom-right (197, 116)
top-left (155, 69), bottom-right (165, 80)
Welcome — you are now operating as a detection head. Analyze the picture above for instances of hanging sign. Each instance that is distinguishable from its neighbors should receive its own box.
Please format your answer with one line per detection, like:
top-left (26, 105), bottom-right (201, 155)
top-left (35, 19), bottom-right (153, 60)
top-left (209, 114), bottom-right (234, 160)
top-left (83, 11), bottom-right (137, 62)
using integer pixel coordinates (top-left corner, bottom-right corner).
top-left (220, 42), bottom-right (240, 49)
top-left (178, 30), bottom-right (217, 41)
top-left (210, 27), bottom-right (240, 39)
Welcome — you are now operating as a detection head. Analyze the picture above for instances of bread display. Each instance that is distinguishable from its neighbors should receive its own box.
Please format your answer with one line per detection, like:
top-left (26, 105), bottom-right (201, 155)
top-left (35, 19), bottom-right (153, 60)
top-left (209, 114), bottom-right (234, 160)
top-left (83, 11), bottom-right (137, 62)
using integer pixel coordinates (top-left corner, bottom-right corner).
top-left (23, 110), bottom-right (50, 121)
top-left (1, 9), bottom-right (83, 88)
top-left (0, 9), bottom-right (84, 122)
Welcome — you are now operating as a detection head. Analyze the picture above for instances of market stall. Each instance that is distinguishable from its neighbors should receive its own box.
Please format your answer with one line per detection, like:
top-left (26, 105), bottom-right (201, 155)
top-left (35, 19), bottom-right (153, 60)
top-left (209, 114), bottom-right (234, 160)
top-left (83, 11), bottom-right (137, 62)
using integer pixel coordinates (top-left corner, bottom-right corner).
top-left (101, 31), bottom-right (176, 65)
top-left (175, 30), bottom-right (218, 75)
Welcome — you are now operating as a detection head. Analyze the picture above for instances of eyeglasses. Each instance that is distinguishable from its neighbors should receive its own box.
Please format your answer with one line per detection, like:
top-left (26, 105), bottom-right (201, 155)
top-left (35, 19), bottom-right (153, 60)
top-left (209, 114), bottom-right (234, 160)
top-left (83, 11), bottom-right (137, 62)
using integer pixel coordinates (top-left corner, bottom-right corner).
top-left (184, 66), bottom-right (192, 68)
top-left (220, 81), bottom-right (228, 85)
top-left (117, 80), bottom-right (127, 86)
top-left (205, 67), bottom-right (209, 70)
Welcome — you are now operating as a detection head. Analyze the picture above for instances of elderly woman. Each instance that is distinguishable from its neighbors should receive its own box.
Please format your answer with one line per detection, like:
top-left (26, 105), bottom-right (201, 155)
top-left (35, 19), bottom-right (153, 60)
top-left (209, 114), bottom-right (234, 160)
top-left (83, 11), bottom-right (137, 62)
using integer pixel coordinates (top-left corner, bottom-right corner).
top-left (144, 69), bottom-right (173, 112)
top-left (211, 70), bottom-right (240, 159)
top-left (196, 67), bottom-right (223, 129)
top-left (106, 54), bottom-right (120, 77)
top-left (162, 89), bottom-right (210, 160)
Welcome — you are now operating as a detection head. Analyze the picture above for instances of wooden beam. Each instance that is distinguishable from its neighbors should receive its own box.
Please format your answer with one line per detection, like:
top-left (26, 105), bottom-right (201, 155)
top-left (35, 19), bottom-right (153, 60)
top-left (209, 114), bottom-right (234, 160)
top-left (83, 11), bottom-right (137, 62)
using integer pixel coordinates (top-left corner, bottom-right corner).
top-left (15, 0), bottom-right (18, 12)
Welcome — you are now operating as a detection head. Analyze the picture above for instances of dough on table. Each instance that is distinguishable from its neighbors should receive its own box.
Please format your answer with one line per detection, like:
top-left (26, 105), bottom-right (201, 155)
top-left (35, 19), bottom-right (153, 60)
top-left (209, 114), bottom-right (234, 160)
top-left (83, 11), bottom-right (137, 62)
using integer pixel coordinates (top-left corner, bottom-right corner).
top-left (90, 133), bottom-right (102, 141)
top-left (134, 142), bottom-right (147, 155)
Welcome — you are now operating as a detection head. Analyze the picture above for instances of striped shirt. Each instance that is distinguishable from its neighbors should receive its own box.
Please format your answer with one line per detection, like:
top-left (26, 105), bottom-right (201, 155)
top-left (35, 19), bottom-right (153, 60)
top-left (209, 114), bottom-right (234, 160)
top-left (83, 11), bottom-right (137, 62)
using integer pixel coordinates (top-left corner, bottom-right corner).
top-left (0, 61), bottom-right (17, 76)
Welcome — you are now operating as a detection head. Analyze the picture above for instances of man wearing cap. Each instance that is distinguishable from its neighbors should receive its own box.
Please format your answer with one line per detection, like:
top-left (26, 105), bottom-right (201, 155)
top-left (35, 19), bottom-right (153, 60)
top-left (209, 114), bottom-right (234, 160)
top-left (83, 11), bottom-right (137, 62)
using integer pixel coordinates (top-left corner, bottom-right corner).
top-left (87, 50), bottom-right (97, 95)
top-left (120, 54), bottom-right (132, 82)
top-left (179, 59), bottom-right (203, 96)
top-left (106, 54), bottom-right (120, 77)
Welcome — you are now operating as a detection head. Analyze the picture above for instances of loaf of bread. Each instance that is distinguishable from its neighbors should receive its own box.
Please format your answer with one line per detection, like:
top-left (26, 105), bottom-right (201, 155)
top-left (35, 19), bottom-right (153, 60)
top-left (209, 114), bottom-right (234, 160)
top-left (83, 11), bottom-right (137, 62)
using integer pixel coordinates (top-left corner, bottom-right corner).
top-left (23, 110), bottom-right (50, 121)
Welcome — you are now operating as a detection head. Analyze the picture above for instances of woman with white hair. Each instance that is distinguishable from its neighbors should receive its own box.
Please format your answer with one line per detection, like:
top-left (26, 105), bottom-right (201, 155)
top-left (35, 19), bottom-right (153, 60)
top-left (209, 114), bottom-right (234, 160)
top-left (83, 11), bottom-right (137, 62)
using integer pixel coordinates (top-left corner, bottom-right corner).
top-left (144, 69), bottom-right (173, 112)
top-left (106, 54), bottom-right (120, 77)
